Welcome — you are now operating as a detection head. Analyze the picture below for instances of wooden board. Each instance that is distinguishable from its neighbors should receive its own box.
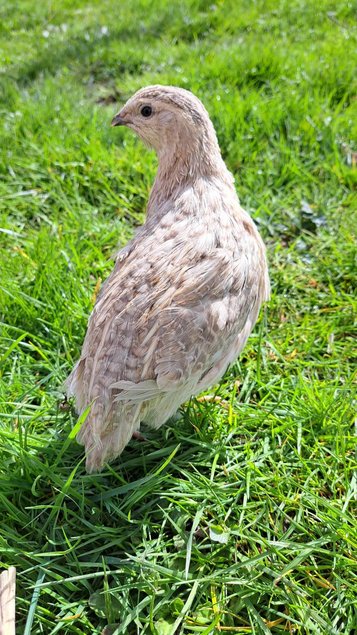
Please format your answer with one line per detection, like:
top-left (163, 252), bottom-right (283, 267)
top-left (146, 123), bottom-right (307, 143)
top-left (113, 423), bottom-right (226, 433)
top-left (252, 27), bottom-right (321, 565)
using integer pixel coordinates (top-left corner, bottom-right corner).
top-left (0, 568), bottom-right (16, 635)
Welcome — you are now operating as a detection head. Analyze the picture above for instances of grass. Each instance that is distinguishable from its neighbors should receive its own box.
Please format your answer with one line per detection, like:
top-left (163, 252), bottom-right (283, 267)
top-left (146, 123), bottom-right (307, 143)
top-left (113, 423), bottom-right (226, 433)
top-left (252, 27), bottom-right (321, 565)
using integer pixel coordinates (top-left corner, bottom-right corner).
top-left (0, 0), bottom-right (356, 633)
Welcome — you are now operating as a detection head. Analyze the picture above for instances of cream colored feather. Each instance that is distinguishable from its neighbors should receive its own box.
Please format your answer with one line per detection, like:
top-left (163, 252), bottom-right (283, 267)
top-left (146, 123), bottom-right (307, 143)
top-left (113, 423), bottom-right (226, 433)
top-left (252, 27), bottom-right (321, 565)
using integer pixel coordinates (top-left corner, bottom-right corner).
top-left (66, 85), bottom-right (270, 472)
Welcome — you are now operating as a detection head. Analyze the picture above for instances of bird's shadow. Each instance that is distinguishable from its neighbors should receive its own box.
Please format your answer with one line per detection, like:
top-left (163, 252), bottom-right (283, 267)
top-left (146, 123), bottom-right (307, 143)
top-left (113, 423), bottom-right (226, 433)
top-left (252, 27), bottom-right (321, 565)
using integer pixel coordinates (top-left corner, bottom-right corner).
top-left (37, 398), bottom-right (225, 497)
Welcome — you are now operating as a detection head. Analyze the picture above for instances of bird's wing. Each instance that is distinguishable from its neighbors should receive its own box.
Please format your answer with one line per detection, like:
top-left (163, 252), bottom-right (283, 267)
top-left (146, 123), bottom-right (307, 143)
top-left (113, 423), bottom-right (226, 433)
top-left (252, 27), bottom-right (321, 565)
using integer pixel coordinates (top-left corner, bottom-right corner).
top-left (68, 212), bottom-right (267, 415)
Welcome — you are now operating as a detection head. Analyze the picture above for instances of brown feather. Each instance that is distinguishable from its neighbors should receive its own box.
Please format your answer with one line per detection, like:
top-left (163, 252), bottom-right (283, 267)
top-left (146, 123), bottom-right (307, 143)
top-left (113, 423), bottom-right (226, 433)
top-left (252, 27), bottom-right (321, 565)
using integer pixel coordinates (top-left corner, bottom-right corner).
top-left (66, 85), bottom-right (269, 472)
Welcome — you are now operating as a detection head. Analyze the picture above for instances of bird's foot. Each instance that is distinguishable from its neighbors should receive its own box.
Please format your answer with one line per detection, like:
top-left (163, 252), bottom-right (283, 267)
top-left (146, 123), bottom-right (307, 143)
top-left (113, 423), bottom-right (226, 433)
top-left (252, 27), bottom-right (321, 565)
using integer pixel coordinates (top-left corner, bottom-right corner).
top-left (131, 431), bottom-right (147, 442)
top-left (196, 394), bottom-right (229, 409)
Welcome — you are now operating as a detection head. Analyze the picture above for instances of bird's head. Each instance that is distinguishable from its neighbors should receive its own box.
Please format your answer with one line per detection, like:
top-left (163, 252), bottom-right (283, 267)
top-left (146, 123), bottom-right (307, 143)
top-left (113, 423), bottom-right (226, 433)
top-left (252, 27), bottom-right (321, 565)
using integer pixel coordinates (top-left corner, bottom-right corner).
top-left (111, 85), bottom-right (219, 161)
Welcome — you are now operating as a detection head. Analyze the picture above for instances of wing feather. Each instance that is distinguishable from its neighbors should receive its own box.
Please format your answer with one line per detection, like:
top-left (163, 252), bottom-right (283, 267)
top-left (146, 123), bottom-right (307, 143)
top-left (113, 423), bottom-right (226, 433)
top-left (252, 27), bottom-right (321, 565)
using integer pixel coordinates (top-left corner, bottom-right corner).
top-left (66, 189), bottom-right (269, 470)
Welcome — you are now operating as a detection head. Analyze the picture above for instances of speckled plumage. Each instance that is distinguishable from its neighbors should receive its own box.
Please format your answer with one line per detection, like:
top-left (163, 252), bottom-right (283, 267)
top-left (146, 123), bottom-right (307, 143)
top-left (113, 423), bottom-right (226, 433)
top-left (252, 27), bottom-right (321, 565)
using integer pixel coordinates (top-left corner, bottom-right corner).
top-left (66, 85), bottom-right (270, 472)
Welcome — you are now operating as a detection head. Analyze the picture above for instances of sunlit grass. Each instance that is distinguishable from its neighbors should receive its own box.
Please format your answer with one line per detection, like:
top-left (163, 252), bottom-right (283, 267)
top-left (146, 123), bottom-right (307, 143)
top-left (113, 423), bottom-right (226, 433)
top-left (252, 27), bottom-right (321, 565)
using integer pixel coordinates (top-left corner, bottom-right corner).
top-left (0, 1), bottom-right (356, 633)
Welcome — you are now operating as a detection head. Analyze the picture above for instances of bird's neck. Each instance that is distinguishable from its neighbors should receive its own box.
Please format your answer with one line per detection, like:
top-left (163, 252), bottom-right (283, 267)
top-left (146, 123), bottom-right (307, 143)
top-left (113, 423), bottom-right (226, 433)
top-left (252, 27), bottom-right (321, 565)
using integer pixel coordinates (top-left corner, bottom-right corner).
top-left (147, 130), bottom-right (232, 220)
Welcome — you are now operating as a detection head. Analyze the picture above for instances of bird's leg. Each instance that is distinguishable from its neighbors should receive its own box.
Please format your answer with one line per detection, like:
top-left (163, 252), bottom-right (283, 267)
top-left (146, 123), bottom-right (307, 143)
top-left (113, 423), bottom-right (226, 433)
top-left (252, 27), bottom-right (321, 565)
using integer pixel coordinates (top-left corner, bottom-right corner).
top-left (131, 430), bottom-right (147, 442)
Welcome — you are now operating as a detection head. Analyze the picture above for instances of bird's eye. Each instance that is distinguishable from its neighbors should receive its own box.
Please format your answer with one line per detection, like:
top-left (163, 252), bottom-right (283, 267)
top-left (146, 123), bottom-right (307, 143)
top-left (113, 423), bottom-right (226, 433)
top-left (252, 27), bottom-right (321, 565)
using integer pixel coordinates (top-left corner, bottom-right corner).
top-left (140, 105), bottom-right (152, 118)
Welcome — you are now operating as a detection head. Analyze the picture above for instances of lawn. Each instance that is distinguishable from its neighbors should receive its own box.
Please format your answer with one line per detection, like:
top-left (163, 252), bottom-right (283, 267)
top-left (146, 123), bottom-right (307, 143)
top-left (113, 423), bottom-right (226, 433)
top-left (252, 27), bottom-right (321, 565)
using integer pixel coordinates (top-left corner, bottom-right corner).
top-left (0, 0), bottom-right (356, 633)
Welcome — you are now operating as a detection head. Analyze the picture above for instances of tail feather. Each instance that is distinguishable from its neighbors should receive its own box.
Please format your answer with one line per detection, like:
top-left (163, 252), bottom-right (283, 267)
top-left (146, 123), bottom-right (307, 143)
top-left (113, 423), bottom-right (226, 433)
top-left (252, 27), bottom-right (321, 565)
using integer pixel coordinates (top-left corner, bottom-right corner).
top-left (71, 389), bottom-right (142, 473)
top-left (66, 360), bottom-right (143, 472)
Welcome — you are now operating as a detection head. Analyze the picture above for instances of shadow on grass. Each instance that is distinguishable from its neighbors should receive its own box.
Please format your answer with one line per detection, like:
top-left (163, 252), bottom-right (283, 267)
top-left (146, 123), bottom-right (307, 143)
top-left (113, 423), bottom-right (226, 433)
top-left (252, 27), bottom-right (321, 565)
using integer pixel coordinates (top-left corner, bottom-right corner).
top-left (1, 407), bottom-right (225, 630)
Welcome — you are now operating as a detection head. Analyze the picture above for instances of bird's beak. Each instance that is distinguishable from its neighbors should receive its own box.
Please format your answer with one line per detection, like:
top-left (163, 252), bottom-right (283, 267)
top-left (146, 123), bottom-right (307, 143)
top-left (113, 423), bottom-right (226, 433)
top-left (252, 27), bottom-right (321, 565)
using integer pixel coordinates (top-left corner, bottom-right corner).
top-left (111, 112), bottom-right (127, 127)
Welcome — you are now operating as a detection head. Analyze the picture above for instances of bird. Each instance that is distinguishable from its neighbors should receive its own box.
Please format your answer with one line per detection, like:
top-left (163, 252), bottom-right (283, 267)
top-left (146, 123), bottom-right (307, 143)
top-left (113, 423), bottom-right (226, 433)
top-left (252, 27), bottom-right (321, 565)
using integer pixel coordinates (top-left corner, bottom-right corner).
top-left (66, 85), bottom-right (270, 473)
